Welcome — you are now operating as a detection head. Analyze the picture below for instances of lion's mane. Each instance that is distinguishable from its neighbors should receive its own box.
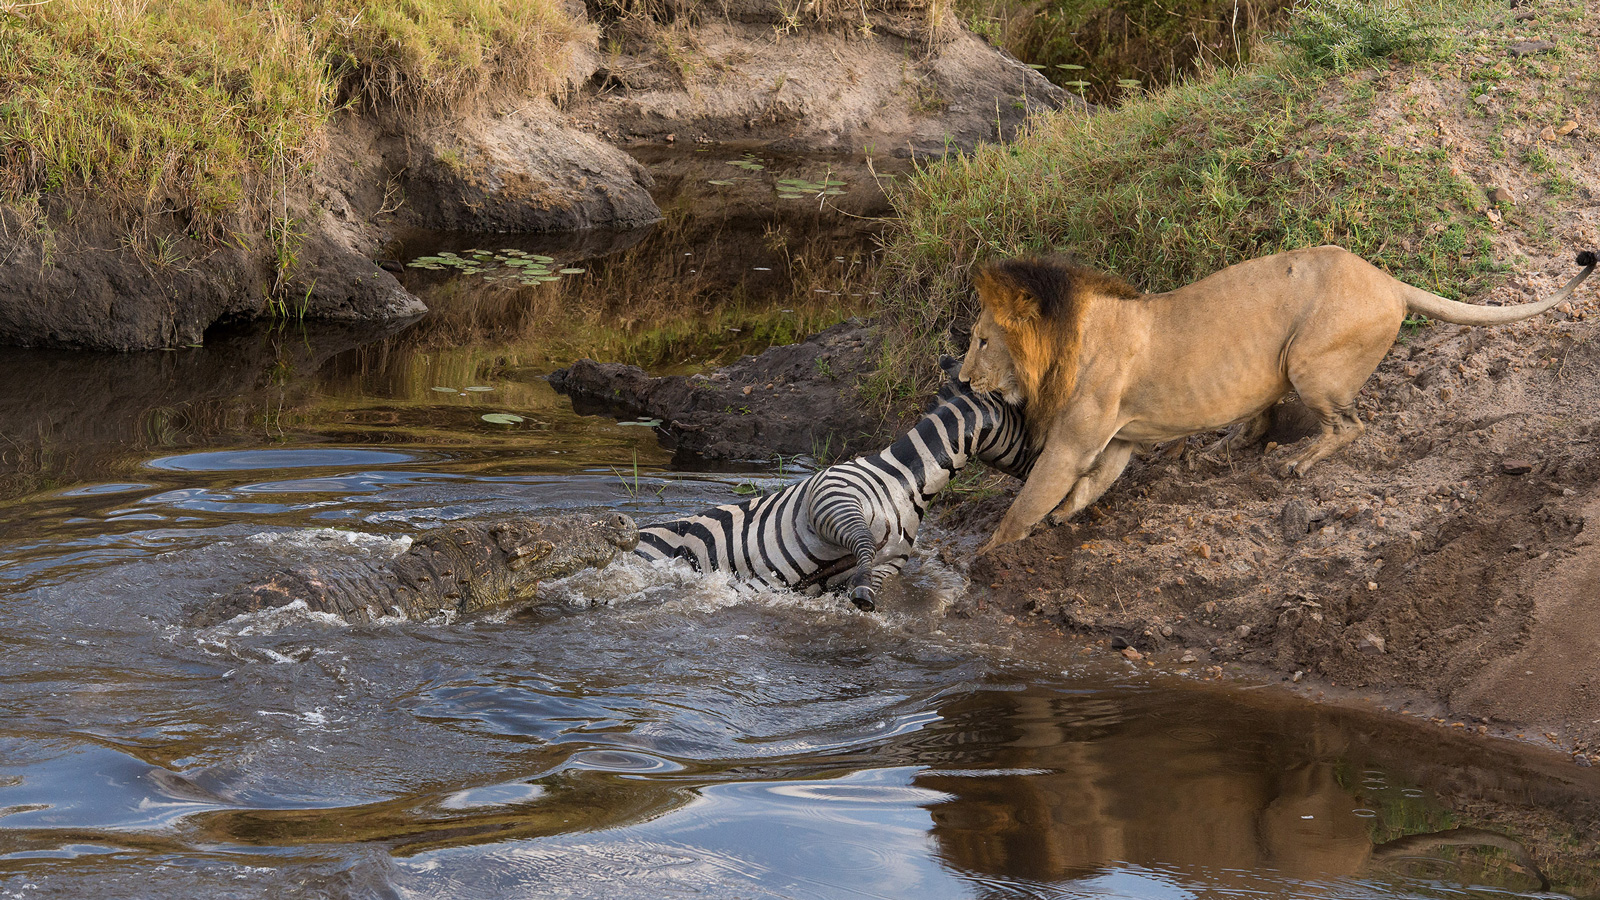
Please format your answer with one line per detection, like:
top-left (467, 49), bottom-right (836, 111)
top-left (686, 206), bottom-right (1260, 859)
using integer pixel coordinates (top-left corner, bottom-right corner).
top-left (976, 256), bottom-right (1141, 447)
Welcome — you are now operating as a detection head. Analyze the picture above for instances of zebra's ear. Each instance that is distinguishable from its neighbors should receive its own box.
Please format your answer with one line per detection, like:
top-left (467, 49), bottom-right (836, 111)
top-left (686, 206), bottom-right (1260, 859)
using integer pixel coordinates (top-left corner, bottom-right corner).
top-left (938, 355), bottom-right (961, 379)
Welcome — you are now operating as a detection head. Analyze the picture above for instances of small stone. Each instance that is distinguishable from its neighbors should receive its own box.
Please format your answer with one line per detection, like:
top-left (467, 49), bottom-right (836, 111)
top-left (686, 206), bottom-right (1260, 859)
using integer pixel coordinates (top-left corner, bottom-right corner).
top-left (1557, 120), bottom-right (1579, 135)
top-left (1539, 125), bottom-right (1557, 141)
top-left (741, 385), bottom-right (753, 395)
top-left (1181, 651), bottom-right (1200, 663)
top-left (1291, 671), bottom-right (1303, 683)
top-left (1234, 625), bottom-right (1251, 639)
top-left (1487, 186), bottom-right (1516, 205)
top-left (1356, 633), bottom-right (1387, 655)
top-left (1197, 543), bottom-right (1212, 560)
top-left (1501, 458), bottom-right (1533, 475)
top-left (1120, 647), bottom-right (1143, 662)
top-left (1367, 581), bottom-right (1379, 591)
top-left (1507, 40), bottom-right (1555, 57)
top-left (1159, 624), bottom-right (1174, 637)
top-left (1280, 500), bottom-right (1312, 542)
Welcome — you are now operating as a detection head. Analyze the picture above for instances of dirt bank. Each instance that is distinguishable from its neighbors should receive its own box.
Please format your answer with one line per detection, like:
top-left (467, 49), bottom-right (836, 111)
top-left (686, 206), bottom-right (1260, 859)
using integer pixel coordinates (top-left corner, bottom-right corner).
top-left (0, 2), bottom-right (1060, 351)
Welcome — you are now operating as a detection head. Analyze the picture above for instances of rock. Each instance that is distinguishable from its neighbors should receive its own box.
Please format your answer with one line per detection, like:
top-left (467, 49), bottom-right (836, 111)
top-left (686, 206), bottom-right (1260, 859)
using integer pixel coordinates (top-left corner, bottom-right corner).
top-left (1501, 458), bottom-right (1534, 475)
top-left (1120, 647), bottom-right (1143, 661)
top-left (1180, 651), bottom-right (1200, 663)
top-left (549, 320), bottom-right (889, 461)
top-left (1539, 125), bottom-right (1557, 141)
top-left (408, 103), bottom-right (659, 232)
top-left (567, 20), bottom-right (1073, 156)
top-left (1234, 625), bottom-right (1252, 639)
top-left (1356, 633), bottom-right (1387, 655)
top-left (1507, 40), bottom-right (1556, 57)
top-left (1487, 186), bottom-right (1516, 205)
top-left (1557, 120), bottom-right (1579, 136)
top-left (1280, 500), bottom-right (1313, 542)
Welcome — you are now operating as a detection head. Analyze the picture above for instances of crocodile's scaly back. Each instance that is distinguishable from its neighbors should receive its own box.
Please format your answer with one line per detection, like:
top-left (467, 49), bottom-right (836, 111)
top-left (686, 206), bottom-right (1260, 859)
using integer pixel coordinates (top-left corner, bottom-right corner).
top-left (193, 513), bottom-right (638, 626)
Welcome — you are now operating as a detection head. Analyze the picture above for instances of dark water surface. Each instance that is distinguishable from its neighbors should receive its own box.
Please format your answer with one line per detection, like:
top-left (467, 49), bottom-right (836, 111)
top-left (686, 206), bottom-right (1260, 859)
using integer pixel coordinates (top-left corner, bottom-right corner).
top-left (3, 152), bottom-right (1599, 899)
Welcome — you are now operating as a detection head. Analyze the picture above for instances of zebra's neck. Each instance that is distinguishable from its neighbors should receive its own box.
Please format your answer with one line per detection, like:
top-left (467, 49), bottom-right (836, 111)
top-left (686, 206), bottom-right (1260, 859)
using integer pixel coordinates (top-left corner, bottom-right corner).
top-left (873, 392), bottom-right (1008, 499)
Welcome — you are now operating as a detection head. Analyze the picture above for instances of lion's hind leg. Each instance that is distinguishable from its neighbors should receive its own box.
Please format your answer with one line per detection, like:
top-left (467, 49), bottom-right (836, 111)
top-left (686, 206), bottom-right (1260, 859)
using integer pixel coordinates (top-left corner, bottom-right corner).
top-left (1279, 398), bottom-right (1365, 477)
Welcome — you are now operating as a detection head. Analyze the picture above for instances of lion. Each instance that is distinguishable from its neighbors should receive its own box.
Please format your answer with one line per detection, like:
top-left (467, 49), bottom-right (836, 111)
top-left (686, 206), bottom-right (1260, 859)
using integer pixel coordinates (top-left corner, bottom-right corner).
top-left (960, 245), bottom-right (1598, 552)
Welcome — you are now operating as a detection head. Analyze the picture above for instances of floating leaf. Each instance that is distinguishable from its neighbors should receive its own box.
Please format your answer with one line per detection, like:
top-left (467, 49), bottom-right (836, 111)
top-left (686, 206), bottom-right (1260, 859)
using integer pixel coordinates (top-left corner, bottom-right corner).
top-left (777, 193), bottom-right (805, 200)
top-left (529, 254), bottom-right (555, 263)
top-left (558, 268), bottom-right (586, 275)
top-left (481, 413), bottom-right (526, 425)
top-left (708, 179), bottom-right (736, 185)
top-left (1056, 63), bottom-right (1085, 70)
top-left (431, 386), bottom-right (456, 393)
top-left (465, 386), bottom-right (494, 392)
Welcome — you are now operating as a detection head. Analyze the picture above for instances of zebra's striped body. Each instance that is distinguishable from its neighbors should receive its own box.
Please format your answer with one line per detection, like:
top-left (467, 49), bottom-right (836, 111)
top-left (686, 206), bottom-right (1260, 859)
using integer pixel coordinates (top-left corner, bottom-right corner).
top-left (633, 359), bottom-right (1033, 611)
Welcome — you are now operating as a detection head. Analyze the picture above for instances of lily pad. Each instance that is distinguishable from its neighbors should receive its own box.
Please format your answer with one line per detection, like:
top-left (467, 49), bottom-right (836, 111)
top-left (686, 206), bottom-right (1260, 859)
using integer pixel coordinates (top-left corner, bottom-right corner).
top-left (481, 413), bottom-right (526, 425)
top-left (558, 268), bottom-right (586, 275)
top-left (430, 386), bottom-right (456, 393)
top-left (465, 386), bottom-right (494, 392)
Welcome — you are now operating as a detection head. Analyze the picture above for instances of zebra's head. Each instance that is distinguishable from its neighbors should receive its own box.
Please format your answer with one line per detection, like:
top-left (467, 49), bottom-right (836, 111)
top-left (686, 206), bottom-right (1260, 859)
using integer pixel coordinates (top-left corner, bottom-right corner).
top-left (934, 356), bottom-right (1036, 479)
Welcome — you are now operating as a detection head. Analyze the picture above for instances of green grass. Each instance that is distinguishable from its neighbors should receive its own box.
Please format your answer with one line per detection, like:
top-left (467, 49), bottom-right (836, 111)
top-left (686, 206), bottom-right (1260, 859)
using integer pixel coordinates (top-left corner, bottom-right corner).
top-left (0, 0), bottom-right (585, 235)
top-left (870, 0), bottom-right (1507, 403)
top-left (955, 0), bottom-right (1293, 104)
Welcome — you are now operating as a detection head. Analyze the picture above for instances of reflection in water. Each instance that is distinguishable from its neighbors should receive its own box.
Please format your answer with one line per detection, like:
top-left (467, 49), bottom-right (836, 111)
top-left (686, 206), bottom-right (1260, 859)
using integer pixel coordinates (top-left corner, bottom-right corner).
top-left (917, 685), bottom-right (1574, 895)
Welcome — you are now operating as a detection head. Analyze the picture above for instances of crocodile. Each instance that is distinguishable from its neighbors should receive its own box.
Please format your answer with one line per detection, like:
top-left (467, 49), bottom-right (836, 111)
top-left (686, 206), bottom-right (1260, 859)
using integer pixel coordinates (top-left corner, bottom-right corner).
top-left (192, 512), bottom-right (638, 626)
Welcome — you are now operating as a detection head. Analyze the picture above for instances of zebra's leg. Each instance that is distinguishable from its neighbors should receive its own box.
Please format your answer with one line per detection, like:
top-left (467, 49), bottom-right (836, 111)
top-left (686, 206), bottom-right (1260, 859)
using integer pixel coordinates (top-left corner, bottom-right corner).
top-left (811, 496), bottom-right (881, 612)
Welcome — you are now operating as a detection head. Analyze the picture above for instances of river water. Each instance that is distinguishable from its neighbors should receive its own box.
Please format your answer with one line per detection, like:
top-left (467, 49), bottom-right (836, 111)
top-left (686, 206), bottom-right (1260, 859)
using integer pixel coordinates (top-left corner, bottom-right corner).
top-left (2, 153), bottom-right (1598, 899)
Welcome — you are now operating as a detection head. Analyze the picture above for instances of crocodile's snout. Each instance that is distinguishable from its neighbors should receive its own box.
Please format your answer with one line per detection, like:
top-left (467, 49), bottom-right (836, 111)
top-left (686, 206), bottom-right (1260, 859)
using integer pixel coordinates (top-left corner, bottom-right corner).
top-left (603, 512), bottom-right (639, 551)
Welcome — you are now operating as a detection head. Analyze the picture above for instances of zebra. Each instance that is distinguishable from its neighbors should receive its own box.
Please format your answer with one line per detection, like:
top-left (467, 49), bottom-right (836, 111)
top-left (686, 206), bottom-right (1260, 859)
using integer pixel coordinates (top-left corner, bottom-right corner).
top-left (633, 357), bottom-right (1034, 611)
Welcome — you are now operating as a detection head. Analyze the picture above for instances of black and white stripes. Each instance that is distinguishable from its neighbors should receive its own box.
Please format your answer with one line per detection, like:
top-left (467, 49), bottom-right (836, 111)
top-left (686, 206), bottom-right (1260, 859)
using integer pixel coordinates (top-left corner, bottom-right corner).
top-left (633, 359), bottom-right (1033, 611)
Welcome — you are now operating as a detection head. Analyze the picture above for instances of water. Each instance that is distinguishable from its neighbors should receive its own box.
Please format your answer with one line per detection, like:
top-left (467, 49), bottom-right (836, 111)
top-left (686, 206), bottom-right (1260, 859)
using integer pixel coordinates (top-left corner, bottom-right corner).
top-left (3, 152), bottom-right (1599, 899)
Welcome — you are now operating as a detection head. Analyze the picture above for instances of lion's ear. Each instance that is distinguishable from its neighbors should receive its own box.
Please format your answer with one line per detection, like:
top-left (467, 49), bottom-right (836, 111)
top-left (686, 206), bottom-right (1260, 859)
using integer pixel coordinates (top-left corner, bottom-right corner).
top-left (979, 274), bottom-right (1040, 331)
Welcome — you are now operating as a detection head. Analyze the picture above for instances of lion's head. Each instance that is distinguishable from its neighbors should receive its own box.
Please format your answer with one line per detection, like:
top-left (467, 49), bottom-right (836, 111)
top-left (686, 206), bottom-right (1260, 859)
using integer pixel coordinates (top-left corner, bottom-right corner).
top-left (960, 256), bottom-right (1141, 445)
top-left (957, 309), bottom-right (1022, 404)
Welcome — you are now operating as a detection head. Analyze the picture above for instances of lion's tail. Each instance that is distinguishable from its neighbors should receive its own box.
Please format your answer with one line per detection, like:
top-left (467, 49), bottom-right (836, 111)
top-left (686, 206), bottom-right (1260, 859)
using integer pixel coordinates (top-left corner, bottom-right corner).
top-left (1400, 251), bottom-right (1596, 326)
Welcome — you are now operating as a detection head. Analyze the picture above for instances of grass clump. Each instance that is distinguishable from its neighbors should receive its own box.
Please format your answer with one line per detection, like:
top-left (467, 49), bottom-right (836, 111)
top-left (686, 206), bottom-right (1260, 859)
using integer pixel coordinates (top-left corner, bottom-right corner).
top-left (871, 0), bottom-right (1503, 402)
top-left (0, 0), bottom-right (584, 235)
top-left (1287, 0), bottom-right (1441, 71)
top-left (956, 0), bottom-right (1292, 105)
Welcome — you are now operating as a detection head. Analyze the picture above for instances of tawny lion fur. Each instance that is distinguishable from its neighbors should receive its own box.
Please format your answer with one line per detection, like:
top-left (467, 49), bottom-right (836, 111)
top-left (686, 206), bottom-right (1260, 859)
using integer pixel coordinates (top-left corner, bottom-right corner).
top-left (960, 245), bottom-right (1597, 552)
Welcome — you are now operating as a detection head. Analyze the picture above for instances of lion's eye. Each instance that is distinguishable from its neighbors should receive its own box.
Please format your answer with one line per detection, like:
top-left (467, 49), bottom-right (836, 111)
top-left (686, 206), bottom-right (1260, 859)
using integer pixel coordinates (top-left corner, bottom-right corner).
top-left (978, 339), bottom-right (988, 349)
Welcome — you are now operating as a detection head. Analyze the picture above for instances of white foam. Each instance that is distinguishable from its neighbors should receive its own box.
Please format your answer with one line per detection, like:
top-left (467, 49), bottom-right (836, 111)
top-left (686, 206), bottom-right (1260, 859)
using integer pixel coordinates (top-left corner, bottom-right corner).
top-left (540, 556), bottom-right (857, 617)
top-left (245, 528), bottom-right (412, 557)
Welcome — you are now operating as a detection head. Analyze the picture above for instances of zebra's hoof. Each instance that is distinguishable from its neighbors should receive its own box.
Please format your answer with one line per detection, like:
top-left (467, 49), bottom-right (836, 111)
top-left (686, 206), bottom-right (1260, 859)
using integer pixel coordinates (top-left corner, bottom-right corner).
top-left (850, 588), bottom-right (876, 612)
